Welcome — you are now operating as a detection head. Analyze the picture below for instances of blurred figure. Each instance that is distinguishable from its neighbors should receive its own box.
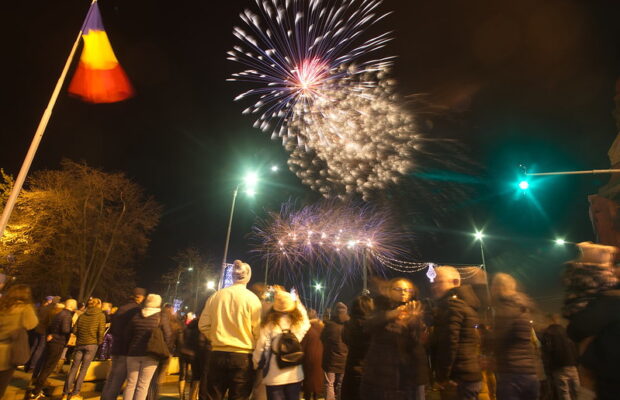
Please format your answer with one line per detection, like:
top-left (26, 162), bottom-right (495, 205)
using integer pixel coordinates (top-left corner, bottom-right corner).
top-left (252, 289), bottom-right (310, 400)
top-left (25, 296), bottom-right (59, 373)
top-left (563, 243), bottom-right (620, 400)
top-left (199, 260), bottom-right (262, 400)
top-left (430, 266), bottom-right (482, 400)
top-left (62, 297), bottom-right (106, 400)
top-left (321, 302), bottom-right (349, 400)
top-left (100, 288), bottom-right (146, 400)
top-left (147, 304), bottom-right (180, 400)
top-left (124, 293), bottom-right (171, 400)
top-left (301, 309), bottom-right (324, 400)
top-left (0, 284), bottom-right (38, 398)
top-left (179, 310), bottom-right (207, 400)
top-left (29, 299), bottom-right (77, 399)
top-left (491, 273), bottom-right (539, 400)
top-left (541, 314), bottom-right (580, 400)
top-left (341, 295), bottom-right (374, 400)
top-left (361, 278), bottom-right (428, 400)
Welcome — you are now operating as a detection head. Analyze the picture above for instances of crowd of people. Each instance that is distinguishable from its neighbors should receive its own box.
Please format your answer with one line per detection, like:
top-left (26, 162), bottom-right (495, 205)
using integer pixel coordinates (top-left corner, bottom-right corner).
top-left (0, 244), bottom-right (618, 400)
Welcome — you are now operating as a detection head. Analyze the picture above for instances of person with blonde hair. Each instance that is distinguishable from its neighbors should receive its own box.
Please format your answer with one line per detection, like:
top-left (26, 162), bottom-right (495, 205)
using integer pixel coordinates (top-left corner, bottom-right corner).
top-left (491, 273), bottom-right (539, 400)
top-left (253, 289), bottom-right (310, 400)
top-left (430, 266), bottom-right (482, 400)
top-left (361, 278), bottom-right (428, 400)
top-left (61, 297), bottom-right (106, 399)
top-left (0, 284), bottom-right (38, 398)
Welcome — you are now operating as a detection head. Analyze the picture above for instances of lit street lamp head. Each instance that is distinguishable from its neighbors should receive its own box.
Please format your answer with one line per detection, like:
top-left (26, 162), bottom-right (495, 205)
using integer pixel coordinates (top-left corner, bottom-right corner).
top-left (474, 231), bottom-right (484, 241)
top-left (314, 283), bottom-right (323, 291)
top-left (555, 238), bottom-right (566, 245)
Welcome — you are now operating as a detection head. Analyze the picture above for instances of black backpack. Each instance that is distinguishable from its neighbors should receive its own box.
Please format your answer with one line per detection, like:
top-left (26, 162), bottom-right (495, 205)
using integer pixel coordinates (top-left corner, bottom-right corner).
top-left (275, 328), bottom-right (304, 368)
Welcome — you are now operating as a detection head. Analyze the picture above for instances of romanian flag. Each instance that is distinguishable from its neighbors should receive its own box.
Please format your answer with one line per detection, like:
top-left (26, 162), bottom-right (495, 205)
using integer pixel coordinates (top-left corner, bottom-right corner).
top-left (68, 2), bottom-right (134, 103)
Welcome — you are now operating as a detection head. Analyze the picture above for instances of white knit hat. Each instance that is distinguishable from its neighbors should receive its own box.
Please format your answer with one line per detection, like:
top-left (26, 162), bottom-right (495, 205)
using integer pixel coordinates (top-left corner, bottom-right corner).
top-left (144, 294), bottom-right (162, 308)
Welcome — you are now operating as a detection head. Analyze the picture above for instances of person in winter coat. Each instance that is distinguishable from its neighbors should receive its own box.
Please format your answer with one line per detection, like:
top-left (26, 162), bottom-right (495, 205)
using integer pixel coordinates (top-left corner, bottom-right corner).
top-left (300, 309), bottom-right (324, 400)
top-left (566, 286), bottom-right (620, 400)
top-left (491, 273), bottom-right (540, 400)
top-left (101, 288), bottom-right (146, 400)
top-left (430, 266), bottom-right (482, 400)
top-left (178, 314), bottom-right (208, 400)
top-left (541, 314), bottom-right (580, 400)
top-left (29, 298), bottom-right (77, 399)
top-left (62, 297), bottom-right (106, 399)
top-left (0, 284), bottom-right (38, 398)
top-left (147, 304), bottom-right (181, 400)
top-left (321, 302), bottom-right (349, 400)
top-left (123, 294), bottom-right (172, 400)
top-left (361, 278), bottom-right (428, 400)
top-left (252, 290), bottom-right (310, 400)
top-left (341, 295), bottom-right (374, 400)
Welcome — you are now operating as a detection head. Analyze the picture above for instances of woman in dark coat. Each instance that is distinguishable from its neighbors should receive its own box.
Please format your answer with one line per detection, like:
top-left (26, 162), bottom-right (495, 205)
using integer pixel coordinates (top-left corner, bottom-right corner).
top-left (301, 309), bottom-right (324, 400)
top-left (491, 273), bottom-right (539, 400)
top-left (341, 295), bottom-right (374, 400)
top-left (361, 278), bottom-right (429, 400)
top-left (321, 302), bottom-right (350, 400)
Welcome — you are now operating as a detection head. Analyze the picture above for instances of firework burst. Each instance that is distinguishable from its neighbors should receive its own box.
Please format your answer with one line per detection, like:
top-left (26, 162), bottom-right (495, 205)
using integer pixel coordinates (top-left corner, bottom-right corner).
top-left (228, 0), bottom-right (393, 146)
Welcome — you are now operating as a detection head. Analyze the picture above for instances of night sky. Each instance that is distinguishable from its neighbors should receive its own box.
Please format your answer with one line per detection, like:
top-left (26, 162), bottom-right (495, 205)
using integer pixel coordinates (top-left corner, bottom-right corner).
top-left (3, 0), bottom-right (620, 310)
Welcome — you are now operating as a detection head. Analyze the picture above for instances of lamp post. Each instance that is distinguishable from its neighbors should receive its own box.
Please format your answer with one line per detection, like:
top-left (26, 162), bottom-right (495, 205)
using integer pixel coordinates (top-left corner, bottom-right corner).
top-left (173, 266), bottom-right (193, 303)
top-left (218, 172), bottom-right (258, 289)
top-left (474, 230), bottom-right (493, 320)
top-left (314, 282), bottom-right (325, 318)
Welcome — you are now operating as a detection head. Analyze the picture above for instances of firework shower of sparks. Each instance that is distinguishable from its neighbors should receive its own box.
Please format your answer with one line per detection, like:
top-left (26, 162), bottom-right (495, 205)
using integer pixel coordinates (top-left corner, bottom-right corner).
top-left (252, 199), bottom-right (409, 312)
top-left (228, 0), bottom-right (394, 146)
top-left (252, 199), bottom-right (408, 269)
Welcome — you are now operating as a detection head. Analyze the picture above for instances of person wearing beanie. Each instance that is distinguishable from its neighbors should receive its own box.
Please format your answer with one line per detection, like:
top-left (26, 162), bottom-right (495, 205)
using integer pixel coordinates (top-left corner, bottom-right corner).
top-left (100, 287), bottom-right (146, 400)
top-left (123, 293), bottom-right (171, 400)
top-left (252, 289), bottom-right (310, 400)
top-left (199, 260), bottom-right (262, 400)
top-left (62, 298), bottom-right (106, 400)
top-left (320, 302), bottom-right (349, 400)
top-left (29, 299), bottom-right (77, 399)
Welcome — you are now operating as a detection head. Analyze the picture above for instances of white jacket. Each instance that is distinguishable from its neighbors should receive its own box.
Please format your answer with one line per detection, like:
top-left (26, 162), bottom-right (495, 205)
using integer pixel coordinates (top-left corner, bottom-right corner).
top-left (252, 303), bottom-right (310, 386)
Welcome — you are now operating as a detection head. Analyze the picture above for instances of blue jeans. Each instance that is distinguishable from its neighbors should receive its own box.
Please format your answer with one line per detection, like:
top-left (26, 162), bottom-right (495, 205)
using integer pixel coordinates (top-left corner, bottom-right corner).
top-left (552, 366), bottom-right (580, 400)
top-left (100, 355), bottom-right (128, 400)
top-left (64, 344), bottom-right (98, 395)
top-left (266, 382), bottom-right (301, 400)
top-left (496, 373), bottom-right (539, 400)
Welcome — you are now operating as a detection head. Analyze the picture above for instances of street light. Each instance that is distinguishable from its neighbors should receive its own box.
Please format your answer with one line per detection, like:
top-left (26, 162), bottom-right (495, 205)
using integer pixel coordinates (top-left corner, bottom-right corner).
top-left (314, 282), bottom-right (325, 318)
top-left (173, 266), bottom-right (193, 303)
top-left (206, 280), bottom-right (216, 290)
top-left (218, 171), bottom-right (260, 289)
top-left (518, 180), bottom-right (530, 190)
top-left (473, 230), bottom-right (492, 320)
top-left (555, 238), bottom-right (566, 245)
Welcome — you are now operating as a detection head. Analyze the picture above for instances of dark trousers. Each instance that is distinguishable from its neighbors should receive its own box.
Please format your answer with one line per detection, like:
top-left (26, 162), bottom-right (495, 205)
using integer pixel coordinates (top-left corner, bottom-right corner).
top-left (33, 341), bottom-right (66, 393)
top-left (496, 374), bottom-right (539, 400)
top-left (63, 344), bottom-right (98, 396)
top-left (266, 382), bottom-right (302, 400)
top-left (25, 333), bottom-right (46, 373)
top-left (206, 351), bottom-right (255, 400)
top-left (199, 347), bottom-right (211, 400)
top-left (341, 369), bottom-right (362, 400)
top-left (0, 369), bottom-right (14, 398)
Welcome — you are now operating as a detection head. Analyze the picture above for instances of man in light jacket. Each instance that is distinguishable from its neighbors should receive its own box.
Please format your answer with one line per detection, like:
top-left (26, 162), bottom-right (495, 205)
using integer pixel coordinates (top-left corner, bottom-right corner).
top-left (199, 260), bottom-right (262, 400)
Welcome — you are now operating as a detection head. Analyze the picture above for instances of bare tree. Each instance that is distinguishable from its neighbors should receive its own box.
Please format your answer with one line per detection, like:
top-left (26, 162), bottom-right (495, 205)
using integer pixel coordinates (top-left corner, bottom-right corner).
top-left (0, 160), bottom-right (161, 303)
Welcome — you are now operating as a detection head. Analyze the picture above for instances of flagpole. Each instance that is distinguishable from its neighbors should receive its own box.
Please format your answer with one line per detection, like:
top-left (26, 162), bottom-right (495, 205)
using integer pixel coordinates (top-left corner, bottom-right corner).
top-left (0, 0), bottom-right (96, 238)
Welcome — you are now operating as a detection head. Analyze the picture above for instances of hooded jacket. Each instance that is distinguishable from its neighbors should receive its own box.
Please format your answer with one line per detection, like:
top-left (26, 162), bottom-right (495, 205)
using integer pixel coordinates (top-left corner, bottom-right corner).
top-left (73, 306), bottom-right (106, 346)
top-left (493, 293), bottom-right (537, 375)
top-left (431, 285), bottom-right (482, 382)
top-left (321, 304), bottom-right (349, 373)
